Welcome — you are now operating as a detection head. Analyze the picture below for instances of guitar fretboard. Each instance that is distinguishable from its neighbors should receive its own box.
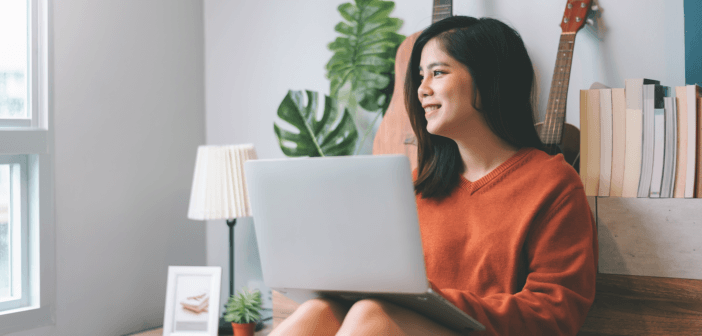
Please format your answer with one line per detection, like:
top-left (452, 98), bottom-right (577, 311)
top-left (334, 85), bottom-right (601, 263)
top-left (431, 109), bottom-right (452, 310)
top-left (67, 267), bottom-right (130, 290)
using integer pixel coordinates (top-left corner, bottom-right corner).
top-left (432, 0), bottom-right (452, 23)
top-left (540, 33), bottom-right (577, 144)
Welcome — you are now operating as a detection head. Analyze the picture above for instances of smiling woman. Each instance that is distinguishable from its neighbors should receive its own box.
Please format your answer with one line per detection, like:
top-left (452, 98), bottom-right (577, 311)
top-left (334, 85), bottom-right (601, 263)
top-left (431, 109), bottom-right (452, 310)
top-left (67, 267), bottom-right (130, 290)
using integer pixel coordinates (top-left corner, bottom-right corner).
top-left (406, 17), bottom-right (545, 198)
top-left (269, 16), bottom-right (597, 336)
top-left (404, 16), bottom-right (597, 336)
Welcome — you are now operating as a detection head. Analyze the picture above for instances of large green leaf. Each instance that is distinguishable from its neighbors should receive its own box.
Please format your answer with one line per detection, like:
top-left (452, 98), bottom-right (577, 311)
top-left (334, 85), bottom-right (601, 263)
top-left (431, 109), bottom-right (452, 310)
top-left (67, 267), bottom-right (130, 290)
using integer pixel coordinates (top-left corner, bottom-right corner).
top-left (326, 0), bottom-right (404, 115)
top-left (274, 90), bottom-right (358, 157)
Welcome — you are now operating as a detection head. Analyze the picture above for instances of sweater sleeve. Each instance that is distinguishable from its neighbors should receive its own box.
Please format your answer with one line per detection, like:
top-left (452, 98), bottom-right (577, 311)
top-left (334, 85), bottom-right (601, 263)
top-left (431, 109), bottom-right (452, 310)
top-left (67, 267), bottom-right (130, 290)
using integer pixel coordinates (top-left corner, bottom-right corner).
top-left (432, 187), bottom-right (598, 336)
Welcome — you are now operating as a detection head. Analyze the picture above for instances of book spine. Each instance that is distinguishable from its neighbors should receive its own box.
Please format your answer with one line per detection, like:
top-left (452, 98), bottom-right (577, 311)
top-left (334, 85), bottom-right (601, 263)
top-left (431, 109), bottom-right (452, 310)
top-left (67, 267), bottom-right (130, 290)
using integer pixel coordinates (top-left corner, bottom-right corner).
top-left (685, 85), bottom-right (698, 197)
top-left (674, 87), bottom-right (688, 198)
top-left (661, 97), bottom-right (677, 198)
top-left (580, 90), bottom-right (592, 193)
top-left (697, 96), bottom-right (702, 198)
top-left (587, 89), bottom-right (601, 196)
top-left (599, 89), bottom-right (613, 197)
top-left (622, 108), bottom-right (643, 198)
top-left (650, 108), bottom-right (665, 197)
top-left (637, 85), bottom-right (656, 197)
top-left (610, 88), bottom-right (627, 197)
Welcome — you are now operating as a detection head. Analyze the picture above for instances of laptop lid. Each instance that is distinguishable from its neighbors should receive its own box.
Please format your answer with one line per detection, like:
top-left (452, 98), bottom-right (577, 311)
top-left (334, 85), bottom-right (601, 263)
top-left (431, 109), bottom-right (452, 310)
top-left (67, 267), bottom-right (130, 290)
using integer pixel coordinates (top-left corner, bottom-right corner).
top-left (245, 155), bottom-right (429, 297)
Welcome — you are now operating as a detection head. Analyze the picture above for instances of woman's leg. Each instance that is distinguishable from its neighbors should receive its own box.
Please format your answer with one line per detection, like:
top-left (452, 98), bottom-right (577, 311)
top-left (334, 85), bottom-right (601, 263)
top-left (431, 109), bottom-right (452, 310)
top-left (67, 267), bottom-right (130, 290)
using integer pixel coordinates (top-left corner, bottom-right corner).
top-left (268, 298), bottom-right (351, 336)
top-left (336, 299), bottom-right (462, 336)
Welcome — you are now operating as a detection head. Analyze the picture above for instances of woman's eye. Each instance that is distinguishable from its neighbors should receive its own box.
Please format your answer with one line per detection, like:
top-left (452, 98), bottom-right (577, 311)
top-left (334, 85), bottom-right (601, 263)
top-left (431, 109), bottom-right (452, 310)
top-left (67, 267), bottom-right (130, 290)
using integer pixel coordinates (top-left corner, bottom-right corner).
top-left (433, 70), bottom-right (444, 76)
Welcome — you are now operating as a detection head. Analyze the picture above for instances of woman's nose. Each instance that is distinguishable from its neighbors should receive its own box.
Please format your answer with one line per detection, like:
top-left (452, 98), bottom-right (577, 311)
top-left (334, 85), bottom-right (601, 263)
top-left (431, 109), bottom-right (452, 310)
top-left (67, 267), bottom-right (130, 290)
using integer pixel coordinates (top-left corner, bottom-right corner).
top-left (418, 78), bottom-right (432, 97)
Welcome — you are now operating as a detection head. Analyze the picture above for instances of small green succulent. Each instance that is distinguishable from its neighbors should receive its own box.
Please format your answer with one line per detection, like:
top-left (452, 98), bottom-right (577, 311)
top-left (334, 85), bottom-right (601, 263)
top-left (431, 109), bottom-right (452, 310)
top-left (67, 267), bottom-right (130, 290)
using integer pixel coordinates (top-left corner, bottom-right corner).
top-left (224, 287), bottom-right (263, 324)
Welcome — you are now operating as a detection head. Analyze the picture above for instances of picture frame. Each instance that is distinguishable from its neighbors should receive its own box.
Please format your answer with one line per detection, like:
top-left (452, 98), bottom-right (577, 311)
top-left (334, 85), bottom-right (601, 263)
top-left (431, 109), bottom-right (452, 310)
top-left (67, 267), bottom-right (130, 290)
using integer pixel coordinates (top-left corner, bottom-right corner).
top-left (163, 266), bottom-right (222, 336)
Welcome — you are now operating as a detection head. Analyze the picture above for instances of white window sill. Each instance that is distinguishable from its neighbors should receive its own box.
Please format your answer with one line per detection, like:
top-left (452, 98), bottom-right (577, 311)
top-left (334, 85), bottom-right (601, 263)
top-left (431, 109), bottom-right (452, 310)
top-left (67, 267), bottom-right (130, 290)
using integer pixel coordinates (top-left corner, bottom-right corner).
top-left (0, 305), bottom-right (53, 334)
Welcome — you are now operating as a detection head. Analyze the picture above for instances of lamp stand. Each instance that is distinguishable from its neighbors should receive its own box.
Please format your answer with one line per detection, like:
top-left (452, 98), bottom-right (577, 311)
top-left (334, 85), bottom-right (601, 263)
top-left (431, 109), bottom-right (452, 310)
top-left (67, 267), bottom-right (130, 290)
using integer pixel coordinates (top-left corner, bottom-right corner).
top-left (218, 218), bottom-right (237, 335)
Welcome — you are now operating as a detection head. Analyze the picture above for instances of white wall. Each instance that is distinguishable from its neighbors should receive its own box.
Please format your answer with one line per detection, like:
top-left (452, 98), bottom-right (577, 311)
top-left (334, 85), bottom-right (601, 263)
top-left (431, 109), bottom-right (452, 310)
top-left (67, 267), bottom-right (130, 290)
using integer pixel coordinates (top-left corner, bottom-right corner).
top-left (8, 1), bottom-right (206, 335)
top-left (203, 0), bottom-right (685, 311)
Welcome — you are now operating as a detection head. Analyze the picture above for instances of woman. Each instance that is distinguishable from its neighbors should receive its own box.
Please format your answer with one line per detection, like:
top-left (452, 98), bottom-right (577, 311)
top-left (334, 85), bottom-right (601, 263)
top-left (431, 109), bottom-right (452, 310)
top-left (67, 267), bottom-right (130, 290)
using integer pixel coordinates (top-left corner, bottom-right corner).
top-left (270, 16), bottom-right (597, 336)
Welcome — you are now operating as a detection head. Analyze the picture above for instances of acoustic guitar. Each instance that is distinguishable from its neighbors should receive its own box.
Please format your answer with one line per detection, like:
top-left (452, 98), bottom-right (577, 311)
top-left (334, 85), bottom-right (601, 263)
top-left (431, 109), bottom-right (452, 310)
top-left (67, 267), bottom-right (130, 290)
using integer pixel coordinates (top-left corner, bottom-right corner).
top-left (373, 0), bottom-right (453, 171)
top-left (374, 0), bottom-right (595, 173)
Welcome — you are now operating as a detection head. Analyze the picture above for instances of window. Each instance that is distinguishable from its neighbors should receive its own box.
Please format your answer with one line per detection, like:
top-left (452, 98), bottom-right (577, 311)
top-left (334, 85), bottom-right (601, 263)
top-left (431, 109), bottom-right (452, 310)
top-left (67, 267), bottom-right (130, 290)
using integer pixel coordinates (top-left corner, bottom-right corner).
top-left (0, 157), bottom-right (29, 311)
top-left (0, 0), bottom-right (55, 333)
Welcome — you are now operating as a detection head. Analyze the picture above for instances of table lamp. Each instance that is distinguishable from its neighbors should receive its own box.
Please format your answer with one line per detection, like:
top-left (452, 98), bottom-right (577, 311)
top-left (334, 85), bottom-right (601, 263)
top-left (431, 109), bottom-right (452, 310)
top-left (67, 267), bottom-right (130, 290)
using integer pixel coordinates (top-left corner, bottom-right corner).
top-left (187, 143), bottom-right (258, 334)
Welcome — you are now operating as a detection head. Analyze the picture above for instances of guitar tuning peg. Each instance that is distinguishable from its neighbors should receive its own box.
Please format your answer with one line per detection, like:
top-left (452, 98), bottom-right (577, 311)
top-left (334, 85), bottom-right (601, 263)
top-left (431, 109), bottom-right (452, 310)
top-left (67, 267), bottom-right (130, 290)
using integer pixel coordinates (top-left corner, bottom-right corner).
top-left (591, 5), bottom-right (599, 11)
top-left (586, 18), bottom-right (594, 26)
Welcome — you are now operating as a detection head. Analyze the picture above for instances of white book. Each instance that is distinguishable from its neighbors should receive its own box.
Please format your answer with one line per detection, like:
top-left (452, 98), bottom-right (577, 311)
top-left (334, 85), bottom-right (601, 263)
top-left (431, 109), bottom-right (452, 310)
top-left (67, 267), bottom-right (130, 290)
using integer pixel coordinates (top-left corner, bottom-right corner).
top-left (684, 85), bottom-right (700, 198)
top-left (599, 88), bottom-right (613, 197)
top-left (650, 108), bottom-right (665, 197)
top-left (621, 109), bottom-right (643, 198)
top-left (660, 97), bottom-right (677, 198)
top-left (623, 79), bottom-right (659, 198)
top-left (637, 84), bottom-right (657, 197)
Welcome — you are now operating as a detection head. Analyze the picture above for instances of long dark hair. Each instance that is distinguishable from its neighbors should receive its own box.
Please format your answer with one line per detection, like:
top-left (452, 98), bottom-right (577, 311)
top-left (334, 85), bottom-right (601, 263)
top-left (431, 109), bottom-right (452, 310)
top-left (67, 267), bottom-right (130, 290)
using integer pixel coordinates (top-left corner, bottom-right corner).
top-left (405, 16), bottom-right (544, 199)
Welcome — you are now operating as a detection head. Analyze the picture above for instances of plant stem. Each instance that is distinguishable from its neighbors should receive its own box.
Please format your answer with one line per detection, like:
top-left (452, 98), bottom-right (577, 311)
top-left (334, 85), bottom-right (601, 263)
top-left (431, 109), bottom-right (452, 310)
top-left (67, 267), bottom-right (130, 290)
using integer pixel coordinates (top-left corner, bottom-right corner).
top-left (354, 110), bottom-right (384, 155)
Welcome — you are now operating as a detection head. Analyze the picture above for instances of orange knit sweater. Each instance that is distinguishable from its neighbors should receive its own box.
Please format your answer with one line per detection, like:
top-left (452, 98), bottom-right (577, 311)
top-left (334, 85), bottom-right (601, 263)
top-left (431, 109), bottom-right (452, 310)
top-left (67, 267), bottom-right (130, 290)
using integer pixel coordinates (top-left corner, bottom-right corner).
top-left (416, 148), bottom-right (597, 336)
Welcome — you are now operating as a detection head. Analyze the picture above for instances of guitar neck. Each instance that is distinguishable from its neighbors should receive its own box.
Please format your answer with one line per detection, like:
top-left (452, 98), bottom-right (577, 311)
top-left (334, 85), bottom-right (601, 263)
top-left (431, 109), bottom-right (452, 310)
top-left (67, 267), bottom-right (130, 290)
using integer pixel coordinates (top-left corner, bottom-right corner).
top-left (541, 33), bottom-right (576, 145)
top-left (432, 0), bottom-right (452, 23)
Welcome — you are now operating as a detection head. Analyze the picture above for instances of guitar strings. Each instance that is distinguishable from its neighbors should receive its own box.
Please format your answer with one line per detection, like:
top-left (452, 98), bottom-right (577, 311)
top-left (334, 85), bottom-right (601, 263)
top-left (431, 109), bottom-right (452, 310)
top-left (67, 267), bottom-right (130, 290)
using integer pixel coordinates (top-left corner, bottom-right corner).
top-left (545, 34), bottom-right (575, 145)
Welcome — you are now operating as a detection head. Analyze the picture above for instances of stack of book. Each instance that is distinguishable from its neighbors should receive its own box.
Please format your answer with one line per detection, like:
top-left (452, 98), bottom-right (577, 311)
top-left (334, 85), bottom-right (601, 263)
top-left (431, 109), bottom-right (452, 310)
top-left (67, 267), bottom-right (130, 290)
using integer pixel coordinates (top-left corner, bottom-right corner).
top-left (580, 79), bottom-right (702, 198)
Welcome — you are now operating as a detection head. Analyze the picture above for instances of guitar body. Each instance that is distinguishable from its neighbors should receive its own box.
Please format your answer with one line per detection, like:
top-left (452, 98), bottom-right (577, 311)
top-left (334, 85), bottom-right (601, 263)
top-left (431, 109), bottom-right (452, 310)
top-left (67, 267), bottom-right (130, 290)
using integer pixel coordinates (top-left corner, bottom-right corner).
top-left (372, 32), bottom-right (420, 170)
top-left (535, 121), bottom-right (580, 172)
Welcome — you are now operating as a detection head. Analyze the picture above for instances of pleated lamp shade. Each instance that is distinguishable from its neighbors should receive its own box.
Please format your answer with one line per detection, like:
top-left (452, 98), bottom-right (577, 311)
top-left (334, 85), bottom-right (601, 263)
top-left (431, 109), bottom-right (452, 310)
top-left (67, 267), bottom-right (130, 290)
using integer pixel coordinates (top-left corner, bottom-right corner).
top-left (187, 144), bottom-right (258, 220)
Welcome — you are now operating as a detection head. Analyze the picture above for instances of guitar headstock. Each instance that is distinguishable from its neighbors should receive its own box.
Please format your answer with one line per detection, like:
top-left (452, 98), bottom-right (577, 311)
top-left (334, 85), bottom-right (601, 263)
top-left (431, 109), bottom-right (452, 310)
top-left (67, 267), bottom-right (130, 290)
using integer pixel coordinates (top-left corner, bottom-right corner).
top-left (561, 0), bottom-right (593, 33)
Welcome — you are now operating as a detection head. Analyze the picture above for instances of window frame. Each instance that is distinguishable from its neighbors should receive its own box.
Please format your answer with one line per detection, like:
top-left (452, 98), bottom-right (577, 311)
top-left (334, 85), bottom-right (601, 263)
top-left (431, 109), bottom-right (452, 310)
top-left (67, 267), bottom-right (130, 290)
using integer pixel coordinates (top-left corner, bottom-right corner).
top-left (0, 0), bottom-right (55, 333)
top-left (0, 155), bottom-right (30, 311)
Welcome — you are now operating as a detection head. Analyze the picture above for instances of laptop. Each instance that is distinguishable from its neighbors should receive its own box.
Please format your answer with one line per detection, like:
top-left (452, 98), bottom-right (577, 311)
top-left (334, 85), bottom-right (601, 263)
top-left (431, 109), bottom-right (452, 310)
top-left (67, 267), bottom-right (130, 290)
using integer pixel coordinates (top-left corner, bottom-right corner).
top-left (244, 155), bottom-right (485, 333)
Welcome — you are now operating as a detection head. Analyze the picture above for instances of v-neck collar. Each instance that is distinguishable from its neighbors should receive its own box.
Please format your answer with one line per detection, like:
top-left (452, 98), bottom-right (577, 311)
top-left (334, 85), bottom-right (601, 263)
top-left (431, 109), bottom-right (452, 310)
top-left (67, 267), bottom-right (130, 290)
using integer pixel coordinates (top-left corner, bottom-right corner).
top-left (458, 147), bottom-right (535, 195)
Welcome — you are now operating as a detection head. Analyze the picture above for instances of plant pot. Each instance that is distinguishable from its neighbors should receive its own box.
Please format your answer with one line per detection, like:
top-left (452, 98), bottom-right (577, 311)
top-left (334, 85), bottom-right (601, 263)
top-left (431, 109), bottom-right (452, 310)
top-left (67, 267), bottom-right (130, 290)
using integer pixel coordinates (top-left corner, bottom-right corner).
top-left (231, 322), bottom-right (256, 336)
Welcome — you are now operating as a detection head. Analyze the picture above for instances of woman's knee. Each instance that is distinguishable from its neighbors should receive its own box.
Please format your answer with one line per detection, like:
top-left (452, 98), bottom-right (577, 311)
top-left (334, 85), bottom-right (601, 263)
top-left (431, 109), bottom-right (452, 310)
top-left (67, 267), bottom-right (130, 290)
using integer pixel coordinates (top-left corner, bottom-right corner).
top-left (271, 298), bottom-right (349, 336)
top-left (295, 298), bottom-right (350, 319)
top-left (343, 298), bottom-right (396, 327)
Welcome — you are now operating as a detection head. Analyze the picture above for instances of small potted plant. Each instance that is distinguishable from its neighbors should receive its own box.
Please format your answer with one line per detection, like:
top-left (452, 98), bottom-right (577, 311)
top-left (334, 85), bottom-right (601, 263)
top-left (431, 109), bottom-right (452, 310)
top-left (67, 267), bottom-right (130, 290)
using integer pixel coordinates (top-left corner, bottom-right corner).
top-left (224, 287), bottom-right (263, 336)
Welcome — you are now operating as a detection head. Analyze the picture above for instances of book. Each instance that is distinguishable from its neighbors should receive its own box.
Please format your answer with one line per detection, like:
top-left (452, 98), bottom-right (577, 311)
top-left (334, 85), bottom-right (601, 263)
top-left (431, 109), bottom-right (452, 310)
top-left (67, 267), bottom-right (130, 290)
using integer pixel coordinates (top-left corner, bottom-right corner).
top-left (661, 96), bottom-right (677, 198)
top-left (684, 85), bottom-right (700, 197)
top-left (697, 96), bottom-right (702, 198)
top-left (580, 90), bottom-right (593, 194)
top-left (610, 88), bottom-right (627, 197)
top-left (638, 84), bottom-right (666, 197)
top-left (583, 89), bottom-right (601, 196)
top-left (599, 88), bottom-right (613, 197)
top-left (650, 107), bottom-right (665, 197)
top-left (674, 86), bottom-right (688, 198)
top-left (622, 79), bottom-right (659, 197)
top-left (636, 84), bottom-right (656, 197)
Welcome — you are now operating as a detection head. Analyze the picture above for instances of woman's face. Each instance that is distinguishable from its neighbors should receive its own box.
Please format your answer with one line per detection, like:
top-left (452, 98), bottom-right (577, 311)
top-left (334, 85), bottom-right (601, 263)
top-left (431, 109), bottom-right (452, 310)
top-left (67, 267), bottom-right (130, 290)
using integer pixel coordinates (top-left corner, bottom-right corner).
top-left (418, 38), bottom-right (483, 139)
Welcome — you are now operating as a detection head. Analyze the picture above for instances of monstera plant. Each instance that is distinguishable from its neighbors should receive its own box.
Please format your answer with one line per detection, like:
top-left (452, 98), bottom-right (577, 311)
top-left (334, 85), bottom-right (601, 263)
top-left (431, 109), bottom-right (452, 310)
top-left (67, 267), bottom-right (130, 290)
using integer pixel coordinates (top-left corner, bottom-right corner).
top-left (275, 90), bottom-right (358, 157)
top-left (275, 0), bottom-right (404, 157)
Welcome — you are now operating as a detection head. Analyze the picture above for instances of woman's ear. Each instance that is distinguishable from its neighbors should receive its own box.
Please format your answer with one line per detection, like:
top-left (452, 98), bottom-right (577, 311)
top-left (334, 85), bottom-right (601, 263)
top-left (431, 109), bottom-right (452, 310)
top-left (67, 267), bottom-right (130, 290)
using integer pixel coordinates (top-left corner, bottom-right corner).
top-left (473, 87), bottom-right (482, 110)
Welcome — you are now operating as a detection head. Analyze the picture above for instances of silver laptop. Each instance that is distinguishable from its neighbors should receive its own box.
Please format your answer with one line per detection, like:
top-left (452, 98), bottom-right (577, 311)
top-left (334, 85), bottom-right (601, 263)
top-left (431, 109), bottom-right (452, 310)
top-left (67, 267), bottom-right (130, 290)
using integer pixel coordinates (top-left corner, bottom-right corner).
top-left (244, 155), bottom-right (484, 333)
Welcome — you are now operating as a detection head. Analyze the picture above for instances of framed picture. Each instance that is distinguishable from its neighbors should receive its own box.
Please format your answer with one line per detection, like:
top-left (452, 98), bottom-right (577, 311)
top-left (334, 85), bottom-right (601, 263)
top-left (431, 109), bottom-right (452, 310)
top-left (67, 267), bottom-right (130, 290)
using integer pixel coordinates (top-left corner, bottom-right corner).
top-left (163, 266), bottom-right (222, 336)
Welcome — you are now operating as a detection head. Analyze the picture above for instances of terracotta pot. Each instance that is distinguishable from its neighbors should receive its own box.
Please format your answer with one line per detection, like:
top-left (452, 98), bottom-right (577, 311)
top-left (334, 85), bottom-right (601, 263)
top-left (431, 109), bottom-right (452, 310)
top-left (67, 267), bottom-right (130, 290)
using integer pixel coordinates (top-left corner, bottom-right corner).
top-left (231, 322), bottom-right (256, 336)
